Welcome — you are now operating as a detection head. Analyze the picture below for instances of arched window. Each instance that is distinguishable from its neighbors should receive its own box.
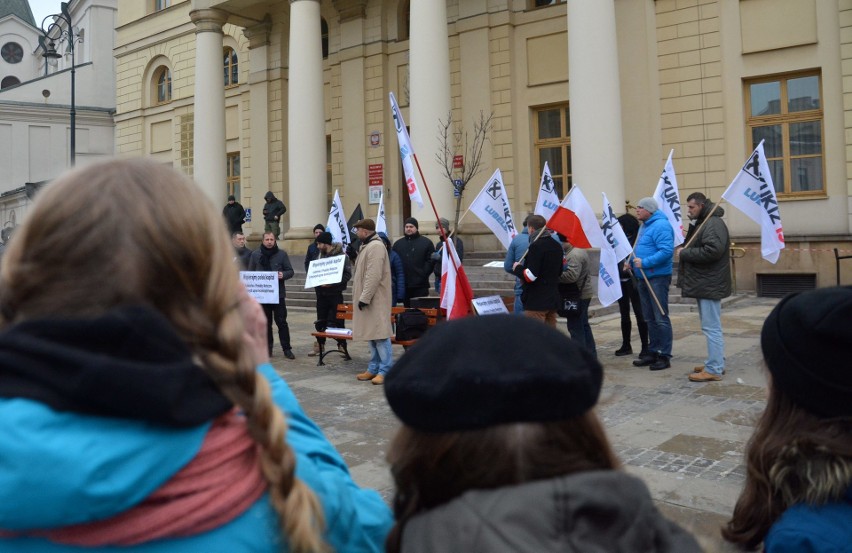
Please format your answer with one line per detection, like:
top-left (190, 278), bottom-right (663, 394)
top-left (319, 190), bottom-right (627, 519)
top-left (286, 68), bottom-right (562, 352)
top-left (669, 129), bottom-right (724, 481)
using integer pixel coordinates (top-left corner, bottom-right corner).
top-left (1, 76), bottom-right (21, 89)
top-left (154, 66), bottom-right (171, 104)
top-left (321, 18), bottom-right (329, 59)
top-left (398, 1), bottom-right (410, 41)
top-left (223, 47), bottom-right (238, 86)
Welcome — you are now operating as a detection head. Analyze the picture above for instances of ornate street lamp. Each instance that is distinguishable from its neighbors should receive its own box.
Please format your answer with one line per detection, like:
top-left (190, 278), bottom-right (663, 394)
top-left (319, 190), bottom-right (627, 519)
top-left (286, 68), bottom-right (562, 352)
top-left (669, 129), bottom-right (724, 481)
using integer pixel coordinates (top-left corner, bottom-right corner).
top-left (40, 2), bottom-right (76, 166)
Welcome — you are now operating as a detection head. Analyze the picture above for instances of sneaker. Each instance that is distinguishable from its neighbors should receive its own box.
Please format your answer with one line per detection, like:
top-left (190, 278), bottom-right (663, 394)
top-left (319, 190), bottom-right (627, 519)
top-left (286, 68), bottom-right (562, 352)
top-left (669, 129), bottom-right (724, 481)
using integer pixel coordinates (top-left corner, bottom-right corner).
top-left (689, 370), bottom-right (722, 382)
top-left (693, 365), bottom-right (726, 375)
top-left (614, 345), bottom-right (633, 356)
top-left (308, 343), bottom-right (321, 357)
top-left (356, 371), bottom-right (376, 381)
top-left (283, 349), bottom-right (295, 360)
top-left (632, 354), bottom-right (656, 367)
top-left (371, 374), bottom-right (385, 385)
top-left (649, 357), bottom-right (671, 371)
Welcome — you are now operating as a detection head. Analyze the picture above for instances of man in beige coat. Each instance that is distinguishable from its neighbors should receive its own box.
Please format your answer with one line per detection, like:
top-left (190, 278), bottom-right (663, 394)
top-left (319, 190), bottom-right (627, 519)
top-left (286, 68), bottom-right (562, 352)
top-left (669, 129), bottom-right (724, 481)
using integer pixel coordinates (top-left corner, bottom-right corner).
top-left (352, 218), bottom-right (394, 385)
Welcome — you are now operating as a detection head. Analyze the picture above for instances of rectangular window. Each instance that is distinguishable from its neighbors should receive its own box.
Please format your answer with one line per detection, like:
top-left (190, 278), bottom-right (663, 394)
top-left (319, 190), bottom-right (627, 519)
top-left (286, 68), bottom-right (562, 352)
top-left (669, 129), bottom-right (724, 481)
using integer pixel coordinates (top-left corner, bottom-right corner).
top-left (745, 72), bottom-right (824, 196)
top-left (529, 0), bottom-right (566, 8)
top-left (155, 0), bottom-right (172, 11)
top-left (533, 103), bottom-right (571, 199)
top-left (226, 152), bottom-right (240, 200)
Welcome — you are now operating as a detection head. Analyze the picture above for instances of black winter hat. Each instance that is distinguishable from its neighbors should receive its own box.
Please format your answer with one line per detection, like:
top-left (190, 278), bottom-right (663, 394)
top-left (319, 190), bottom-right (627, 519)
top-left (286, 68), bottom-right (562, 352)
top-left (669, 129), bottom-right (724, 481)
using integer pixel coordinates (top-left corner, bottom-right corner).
top-left (384, 315), bottom-right (603, 432)
top-left (316, 231), bottom-right (333, 245)
top-left (404, 217), bottom-right (419, 229)
top-left (227, 195), bottom-right (236, 201)
top-left (761, 286), bottom-right (852, 418)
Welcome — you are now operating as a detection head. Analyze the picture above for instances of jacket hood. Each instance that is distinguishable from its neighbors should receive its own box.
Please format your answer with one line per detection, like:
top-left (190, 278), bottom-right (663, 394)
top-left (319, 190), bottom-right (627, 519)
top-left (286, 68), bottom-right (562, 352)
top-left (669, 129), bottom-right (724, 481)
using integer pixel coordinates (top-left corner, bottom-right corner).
top-left (402, 471), bottom-right (701, 553)
top-left (320, 243), bottom-right (345, 257)
top-left (264, 191), bottom-right (276, 201)
top-left (698, 201), bottom-right (725, 220)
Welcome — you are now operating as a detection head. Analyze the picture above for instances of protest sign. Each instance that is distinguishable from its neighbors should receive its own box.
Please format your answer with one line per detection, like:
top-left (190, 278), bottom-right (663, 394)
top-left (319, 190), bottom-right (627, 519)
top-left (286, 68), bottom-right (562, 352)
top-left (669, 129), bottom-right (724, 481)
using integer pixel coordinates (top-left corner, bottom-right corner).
top-left (241, 271), bottom-right (279, 304)
top-left (304, 255), bottom-right (346, 288)
top-left (471, 295), bottom-right (510, 316)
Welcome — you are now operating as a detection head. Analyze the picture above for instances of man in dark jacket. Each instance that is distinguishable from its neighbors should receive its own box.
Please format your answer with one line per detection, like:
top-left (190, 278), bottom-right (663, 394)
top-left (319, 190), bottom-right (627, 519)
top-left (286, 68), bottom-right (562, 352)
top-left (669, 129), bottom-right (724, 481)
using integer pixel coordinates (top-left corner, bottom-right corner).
top-left (304, 223), bottom-right (325, 272)
top-left (248, 232), bottom-right (295, 359)
top-left (262, 191), bottom-right (287, 239)
top-left (512, 215), bottom-right (563, 327)
top-left (222, 195), bottom-right (246, 234)
top-left (231, 231), bottom-right (252, 269)
top-left (311, 231), bottom-right (352, 356)
top-left (392, 217), bottom-right (435, 307)
top-left (678, 192), bottom-right (731, 382)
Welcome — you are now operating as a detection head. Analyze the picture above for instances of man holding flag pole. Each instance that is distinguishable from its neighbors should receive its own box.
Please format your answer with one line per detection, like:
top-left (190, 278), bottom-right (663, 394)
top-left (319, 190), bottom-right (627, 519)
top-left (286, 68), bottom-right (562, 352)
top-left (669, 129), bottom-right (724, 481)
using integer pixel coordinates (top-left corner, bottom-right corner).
top-left (630, 197), bottom-right (674, 371)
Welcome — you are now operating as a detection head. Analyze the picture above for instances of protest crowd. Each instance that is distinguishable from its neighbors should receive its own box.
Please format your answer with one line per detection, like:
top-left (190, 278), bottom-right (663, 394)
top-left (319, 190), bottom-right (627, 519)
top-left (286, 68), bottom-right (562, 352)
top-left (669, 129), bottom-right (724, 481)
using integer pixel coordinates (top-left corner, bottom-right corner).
top-left (0, 120), bottom-right (848, 551)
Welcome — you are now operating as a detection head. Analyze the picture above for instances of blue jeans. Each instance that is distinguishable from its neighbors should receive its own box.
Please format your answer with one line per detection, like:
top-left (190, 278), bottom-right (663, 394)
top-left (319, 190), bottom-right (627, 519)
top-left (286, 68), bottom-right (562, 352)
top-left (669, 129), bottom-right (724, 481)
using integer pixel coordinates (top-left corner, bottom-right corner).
top-left (513, 279), bottom-right (524, 315)
top-left (367, 338), bottom-right (393, 376)
top-left (637, 275), bottom-right (672, 358)
top-left (697, 298), bottom-right (724, 375)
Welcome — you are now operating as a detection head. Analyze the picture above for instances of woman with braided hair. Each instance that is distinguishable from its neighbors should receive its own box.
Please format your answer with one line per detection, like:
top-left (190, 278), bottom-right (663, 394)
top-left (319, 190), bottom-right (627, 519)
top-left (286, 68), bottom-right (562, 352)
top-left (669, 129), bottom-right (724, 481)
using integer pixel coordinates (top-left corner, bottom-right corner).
top-left (0, 159), bottom-right (392, 552)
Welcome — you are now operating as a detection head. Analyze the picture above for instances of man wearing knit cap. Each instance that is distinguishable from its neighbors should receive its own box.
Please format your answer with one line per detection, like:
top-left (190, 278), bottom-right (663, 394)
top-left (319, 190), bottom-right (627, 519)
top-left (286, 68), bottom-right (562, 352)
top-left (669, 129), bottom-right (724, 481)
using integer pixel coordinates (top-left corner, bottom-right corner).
top-left (222, 195), bottom-right (246, 235)
top-left (631, 197), bottom-right (675, 371)
top-left (511, 215), bottom-right (563, 327)
top-left (310, 231), bottom-right (352, 357)
top-left (392, 217), bottom-right (436, 307)
top-left (352, 218), bottom-right (394, 384)
top-left (304, 223), bottom-right (326, 272)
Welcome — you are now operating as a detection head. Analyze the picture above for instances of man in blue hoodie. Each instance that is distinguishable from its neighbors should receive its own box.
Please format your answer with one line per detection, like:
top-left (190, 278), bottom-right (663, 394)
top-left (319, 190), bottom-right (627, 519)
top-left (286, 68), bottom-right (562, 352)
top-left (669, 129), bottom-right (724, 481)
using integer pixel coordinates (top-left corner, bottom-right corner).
top-left (631, 197), bottom-right (674, 371)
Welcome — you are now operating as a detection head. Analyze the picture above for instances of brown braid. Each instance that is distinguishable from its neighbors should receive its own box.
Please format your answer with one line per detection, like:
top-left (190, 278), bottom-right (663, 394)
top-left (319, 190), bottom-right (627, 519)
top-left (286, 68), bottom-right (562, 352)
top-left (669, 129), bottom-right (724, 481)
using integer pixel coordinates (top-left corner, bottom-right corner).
top-left (0, 159), bottom-right (327, 552)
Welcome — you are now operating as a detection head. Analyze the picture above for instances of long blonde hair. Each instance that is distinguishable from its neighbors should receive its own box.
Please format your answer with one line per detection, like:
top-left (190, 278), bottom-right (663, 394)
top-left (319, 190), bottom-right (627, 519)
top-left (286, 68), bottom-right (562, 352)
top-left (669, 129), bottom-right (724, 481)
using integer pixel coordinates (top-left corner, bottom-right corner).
top-left (0, 159), bottom-right (326, 552)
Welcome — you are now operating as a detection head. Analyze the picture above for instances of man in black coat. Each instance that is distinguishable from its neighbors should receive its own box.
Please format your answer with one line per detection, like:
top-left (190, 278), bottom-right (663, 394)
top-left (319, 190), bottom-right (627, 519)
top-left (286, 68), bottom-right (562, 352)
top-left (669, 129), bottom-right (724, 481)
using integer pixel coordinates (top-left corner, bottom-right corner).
top-left (392, 217), bottom-right (435, 307)
top-left (512, 215), bottom-right (563, 327)
top-left (222, 195), bottom-right (246, 234)
top-left (231, 231), bottom-right (252, 269)
top-left (248, 232), bottom-right (295, 359)
top-left (262, 191), bottom-right (287, 239)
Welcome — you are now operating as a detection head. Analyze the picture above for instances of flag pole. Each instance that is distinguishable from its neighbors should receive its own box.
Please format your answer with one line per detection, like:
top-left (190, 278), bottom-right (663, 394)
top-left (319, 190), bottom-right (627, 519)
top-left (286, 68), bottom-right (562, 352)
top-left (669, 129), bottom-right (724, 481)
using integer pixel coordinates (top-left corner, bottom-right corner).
top-left (516, 185), bottom-right (579, 263)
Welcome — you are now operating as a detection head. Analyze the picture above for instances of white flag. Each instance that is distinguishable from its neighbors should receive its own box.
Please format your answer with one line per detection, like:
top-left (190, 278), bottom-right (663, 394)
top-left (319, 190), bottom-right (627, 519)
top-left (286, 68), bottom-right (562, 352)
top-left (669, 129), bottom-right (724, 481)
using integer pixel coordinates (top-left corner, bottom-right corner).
top-left (389, 92), bottom-right (424, 208)
top-left (326, 190), bottom-right (349, 249)
top-left (721, 141), bottom-right (784, 263)
top-left (534, 161), bottom-right (560, 220)
top-left (602, 193), bottom-right (633, 262)
top-left (652, 150), bottom-right (685, 247)
top-left (468, 169), bottom-right (519, 250)
top-left (376, 191), bottom-right (387, 236)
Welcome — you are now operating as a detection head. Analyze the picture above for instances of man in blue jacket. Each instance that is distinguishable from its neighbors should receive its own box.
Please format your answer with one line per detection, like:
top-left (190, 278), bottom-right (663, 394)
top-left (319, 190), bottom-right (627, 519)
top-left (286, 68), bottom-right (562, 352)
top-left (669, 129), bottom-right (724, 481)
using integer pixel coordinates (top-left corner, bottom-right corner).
top-left (503, 216), bottom-right (530, 315)
top-left (631, 197), bottom-right (674, 371)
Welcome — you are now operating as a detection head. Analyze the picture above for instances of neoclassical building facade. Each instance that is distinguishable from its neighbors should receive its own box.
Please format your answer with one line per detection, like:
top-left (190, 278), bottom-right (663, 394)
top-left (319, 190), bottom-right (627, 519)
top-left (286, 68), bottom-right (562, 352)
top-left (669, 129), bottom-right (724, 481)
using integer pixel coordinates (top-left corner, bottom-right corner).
top-left (114, 0), bottom-right (852, 291)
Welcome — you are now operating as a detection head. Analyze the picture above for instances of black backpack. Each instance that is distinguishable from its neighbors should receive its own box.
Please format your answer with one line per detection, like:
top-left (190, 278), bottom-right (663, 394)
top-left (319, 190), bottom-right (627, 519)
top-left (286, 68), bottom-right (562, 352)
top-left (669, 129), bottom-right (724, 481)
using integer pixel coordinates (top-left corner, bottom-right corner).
top-left (395, 309), bottom-right (429, 341)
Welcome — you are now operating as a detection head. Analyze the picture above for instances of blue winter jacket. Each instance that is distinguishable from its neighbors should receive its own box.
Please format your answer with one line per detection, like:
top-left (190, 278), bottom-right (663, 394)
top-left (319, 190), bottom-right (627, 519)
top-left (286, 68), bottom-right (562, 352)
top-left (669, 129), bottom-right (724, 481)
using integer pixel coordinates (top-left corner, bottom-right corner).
top-left (0, 363), bottom-right (393, 552)
top-left (504, 228), bottom-right (530, 296)
top-left (632, 210), bottom-right (674, 277)
top-left (764, 487), bottom-right (852, 553)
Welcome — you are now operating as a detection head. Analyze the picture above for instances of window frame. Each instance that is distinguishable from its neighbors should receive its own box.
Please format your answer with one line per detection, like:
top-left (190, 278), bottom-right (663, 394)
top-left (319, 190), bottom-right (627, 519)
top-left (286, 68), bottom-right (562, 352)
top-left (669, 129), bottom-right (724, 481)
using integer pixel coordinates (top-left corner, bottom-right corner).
top-left (223, 46), bottom-right (238, 87)
top-left (533, 103), bottom-right (572, 200)
top-left (154, 0), bottom-right (172, 11)
top-left (744, 71), bottom-right (825, 198)
top-left (154, 66), bottom-right (172, 105)
top-left (226, 152), bottom-right (240, 200)
top-left (528, 0), bottom-right (566, 10)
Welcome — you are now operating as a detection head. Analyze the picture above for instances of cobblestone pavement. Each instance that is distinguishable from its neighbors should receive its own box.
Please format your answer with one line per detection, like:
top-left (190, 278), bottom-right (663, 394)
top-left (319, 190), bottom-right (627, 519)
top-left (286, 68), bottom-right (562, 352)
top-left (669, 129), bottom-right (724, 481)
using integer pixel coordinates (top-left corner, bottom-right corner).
top-left (269, 294), bottom-right (779, 552)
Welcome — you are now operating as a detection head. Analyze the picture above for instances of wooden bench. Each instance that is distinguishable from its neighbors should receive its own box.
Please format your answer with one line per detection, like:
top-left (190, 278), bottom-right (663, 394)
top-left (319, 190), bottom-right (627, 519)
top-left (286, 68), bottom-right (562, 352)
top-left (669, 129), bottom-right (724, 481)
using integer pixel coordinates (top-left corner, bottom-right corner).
top-left (310, 304), bottom-right (440, 366)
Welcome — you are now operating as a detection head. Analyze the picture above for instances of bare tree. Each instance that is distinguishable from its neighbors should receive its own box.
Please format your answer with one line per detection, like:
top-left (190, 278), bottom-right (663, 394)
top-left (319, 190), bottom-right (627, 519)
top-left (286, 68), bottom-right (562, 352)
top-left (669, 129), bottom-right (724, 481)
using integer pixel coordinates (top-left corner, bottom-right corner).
top-left (436, 110), bottom-right (494, 233)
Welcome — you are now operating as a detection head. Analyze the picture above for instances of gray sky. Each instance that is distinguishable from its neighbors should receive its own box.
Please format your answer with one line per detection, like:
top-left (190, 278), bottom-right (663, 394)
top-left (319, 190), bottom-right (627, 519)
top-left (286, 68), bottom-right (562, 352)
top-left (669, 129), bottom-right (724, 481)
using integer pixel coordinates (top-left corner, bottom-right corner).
top-left (28, 0), bottom-right (64, 30)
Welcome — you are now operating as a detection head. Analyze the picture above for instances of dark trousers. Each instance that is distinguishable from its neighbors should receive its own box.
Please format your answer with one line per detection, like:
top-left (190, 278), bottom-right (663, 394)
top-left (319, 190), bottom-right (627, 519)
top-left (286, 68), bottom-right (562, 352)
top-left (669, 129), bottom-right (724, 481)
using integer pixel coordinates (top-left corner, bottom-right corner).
top-left (403, 286), bottom-right (430, 307)
top-left (617, 277), bottom-right (648, 352)
top-left (564, 298), bottom-right (597, 357)
top-left (262, 302), bottom-right (290, 352)
top-left (315, 292), bottom-right (345, 346)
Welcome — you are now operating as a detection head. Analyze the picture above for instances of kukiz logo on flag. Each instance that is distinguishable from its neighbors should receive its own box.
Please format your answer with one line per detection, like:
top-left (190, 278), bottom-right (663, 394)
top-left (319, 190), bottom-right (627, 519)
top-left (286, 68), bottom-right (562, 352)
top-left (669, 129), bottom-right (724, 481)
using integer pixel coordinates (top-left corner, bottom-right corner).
top-left (540, 171), bottom-right (554, 193)
top-left (742, 150), bottom-right (782, 227)
top-left (486, 178), bottom-right (503, 200)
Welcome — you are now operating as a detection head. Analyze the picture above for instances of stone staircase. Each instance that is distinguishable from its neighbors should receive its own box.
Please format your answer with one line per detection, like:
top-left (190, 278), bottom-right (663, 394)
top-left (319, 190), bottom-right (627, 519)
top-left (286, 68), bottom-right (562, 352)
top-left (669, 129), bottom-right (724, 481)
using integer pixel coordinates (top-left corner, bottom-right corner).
top-left (283, 248), bottom-right (728, 315)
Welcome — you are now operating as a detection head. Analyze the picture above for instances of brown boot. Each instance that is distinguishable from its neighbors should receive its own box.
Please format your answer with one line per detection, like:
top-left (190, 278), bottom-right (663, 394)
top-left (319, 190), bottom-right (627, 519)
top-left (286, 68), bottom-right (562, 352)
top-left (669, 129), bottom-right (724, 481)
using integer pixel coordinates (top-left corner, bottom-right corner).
top-left (371, 374), bottom-right (385, 385)
top-left (356, 371), bottom-right (376, 381)
top-left (308, 342), bottom-right (321, 357)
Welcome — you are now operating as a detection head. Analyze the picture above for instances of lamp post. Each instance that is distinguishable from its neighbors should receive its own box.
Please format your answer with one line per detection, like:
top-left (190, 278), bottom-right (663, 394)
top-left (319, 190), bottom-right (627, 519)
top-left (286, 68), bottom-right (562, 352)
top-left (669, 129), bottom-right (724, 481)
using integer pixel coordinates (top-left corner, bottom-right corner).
top-left (40, 2), bottom-right (75, 167)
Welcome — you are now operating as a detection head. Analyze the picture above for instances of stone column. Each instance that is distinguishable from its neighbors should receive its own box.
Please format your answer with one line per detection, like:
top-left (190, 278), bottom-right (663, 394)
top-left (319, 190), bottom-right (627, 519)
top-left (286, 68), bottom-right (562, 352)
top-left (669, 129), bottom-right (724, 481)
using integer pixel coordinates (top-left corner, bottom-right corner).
top-left (243, 18), bottom-right (272, 238)
top-left (287, 0), bottom-right (326, 237)
top-left (567, 0), bottom-right (625, 208)
top-left (410, 0), bottom-right (452, 225)
top-left (190, 9), bottom-right (228, 205)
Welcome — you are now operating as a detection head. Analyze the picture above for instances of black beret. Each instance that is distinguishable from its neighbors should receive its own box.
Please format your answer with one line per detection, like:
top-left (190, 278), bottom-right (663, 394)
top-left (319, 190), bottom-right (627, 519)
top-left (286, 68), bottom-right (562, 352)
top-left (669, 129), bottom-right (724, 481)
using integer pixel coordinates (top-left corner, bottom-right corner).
top-left (404, 217), bottom-right (419, 229)
top-left (316, 231), bottom-right (333, 245)
top-left (761, 286), bottom-right (852, 419)
top-left (384, 315), bottom-right (603, 432)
